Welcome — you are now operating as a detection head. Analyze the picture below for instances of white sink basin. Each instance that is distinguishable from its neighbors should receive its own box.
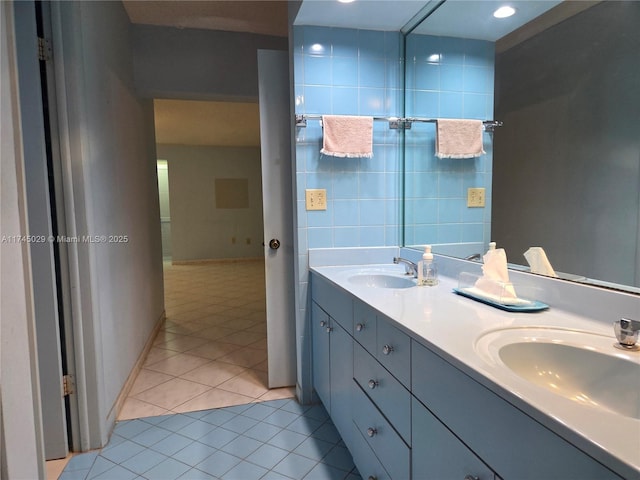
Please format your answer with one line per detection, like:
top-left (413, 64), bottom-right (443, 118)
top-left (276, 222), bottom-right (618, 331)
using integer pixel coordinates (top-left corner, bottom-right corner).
top-left (348, 273), bottom-right (415, 289)
top-left (475, 328), bottom-right (640, 419)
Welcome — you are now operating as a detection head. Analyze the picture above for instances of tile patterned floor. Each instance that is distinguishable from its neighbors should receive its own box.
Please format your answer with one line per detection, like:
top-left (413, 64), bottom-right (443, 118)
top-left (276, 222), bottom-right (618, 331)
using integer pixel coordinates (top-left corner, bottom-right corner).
top-left (118, 260), bottom-right (295, 420)
top-left (59, 399), bottom-right (361, 480)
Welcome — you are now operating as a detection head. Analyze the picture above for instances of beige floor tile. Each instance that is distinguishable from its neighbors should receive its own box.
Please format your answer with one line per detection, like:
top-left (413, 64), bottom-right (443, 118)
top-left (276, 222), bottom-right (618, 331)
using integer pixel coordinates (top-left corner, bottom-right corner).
top-left (153, 330), bottom-right (184, 345)
top-left (185, 341), bottom-right (239, 360)
top-left (217, 347), bottom-right (267, 368)
top-left (159, 335), bottom-right (211, 353)
top-left (129, 368), bottom-right (174, 396)
top-left (219, 317), bottom-right (263, 331)
top-left (218, 331), bottom-right (266, 347)
top-left (146, 353), bottom-right (212, 376)
top-left (217, 369), bottom-right (269, 398)
top-left (118, 397), bottom-right (171, 420)
top-left (133, 377), bottom-right (212, 410)
top-left (253, 359), bottom-right (268, 372)
top-left (181, 361), bottom-right (247, 387)
top-left (163, 321), bottom-right (208, 335)
top-left (172, 388), bottom-right (255, 413)
top-left (258, 386), bottom-right (296, 401)
top-left (46, 457), bottom-right (71, 480)
top-left (143, 347), bottom-right (180, 366)
top-left (196, 325), bottom-right (237, 341)
top-left (247, 338), bottom-right (268, 350)
top-left (246, 322), bottom-right (267, 334)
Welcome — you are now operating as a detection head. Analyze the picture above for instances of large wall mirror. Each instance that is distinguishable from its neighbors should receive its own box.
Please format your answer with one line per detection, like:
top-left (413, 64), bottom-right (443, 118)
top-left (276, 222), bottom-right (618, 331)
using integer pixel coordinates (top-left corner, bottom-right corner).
top-left (404, 0), bottom-right (640, 293)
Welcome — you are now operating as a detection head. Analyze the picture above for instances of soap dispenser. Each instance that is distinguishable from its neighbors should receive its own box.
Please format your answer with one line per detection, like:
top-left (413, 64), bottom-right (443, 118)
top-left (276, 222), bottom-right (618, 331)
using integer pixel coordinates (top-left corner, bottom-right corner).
top-left (418, 245), bottom-right (438, 286)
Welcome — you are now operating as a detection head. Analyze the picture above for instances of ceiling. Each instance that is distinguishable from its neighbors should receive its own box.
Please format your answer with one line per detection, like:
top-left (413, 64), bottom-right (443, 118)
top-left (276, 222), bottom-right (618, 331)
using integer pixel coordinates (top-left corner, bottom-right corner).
top-left (122, 1), bottom-right (288, 37)
top-left (295, 0), bottom-right (563, 41)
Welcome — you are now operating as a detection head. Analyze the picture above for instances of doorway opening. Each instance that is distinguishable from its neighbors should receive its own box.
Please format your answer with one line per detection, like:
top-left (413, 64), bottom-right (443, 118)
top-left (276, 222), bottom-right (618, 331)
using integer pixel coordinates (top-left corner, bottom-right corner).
top-left (118, 99), bottom-right (294, 420)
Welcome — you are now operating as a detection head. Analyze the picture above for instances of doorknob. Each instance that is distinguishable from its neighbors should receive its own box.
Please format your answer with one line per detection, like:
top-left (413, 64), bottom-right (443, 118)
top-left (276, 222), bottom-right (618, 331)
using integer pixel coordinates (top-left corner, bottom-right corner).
top-left (268, 239), bottom-right (281, 250)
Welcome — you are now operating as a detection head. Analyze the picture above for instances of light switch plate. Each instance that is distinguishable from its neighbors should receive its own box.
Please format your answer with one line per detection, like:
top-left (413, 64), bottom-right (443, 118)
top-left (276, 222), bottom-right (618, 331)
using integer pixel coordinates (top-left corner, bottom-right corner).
top-left (306, 189), bottom-right (327, 210)
top-left (467, 188), bottom-right (486, 207)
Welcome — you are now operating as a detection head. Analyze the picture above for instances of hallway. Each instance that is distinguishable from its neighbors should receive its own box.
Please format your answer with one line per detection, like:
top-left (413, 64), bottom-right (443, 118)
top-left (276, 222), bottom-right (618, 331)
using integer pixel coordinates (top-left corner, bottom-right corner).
top-left (119, 260), bottom-right (295, 420)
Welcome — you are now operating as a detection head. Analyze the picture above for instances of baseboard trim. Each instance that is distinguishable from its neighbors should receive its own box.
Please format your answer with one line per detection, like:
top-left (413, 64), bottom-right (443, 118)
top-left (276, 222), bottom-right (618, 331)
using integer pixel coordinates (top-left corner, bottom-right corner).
top-left (110, 311), bottom-right (165, 423)
top-left (171, 257), bottom-right (263, 266)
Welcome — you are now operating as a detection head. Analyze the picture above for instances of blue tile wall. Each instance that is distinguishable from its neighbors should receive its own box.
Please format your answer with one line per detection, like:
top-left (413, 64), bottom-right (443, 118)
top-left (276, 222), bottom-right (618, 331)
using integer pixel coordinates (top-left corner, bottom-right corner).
top-left (294, 26), bottom-right (403, 255)
top-left (292, 27), bottom-right (495, 402)
top-left (404, 34), bottom-right (495, 247)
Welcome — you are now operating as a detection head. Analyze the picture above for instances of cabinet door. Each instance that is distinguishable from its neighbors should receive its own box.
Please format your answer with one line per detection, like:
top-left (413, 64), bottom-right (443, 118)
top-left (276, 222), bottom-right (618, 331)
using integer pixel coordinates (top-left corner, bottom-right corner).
top-left (413, 397), bottom-right (495, 480)
top-left (329, 322), bottom-right (353, 448)
top-left (311, 302), bottom-right (331, 409)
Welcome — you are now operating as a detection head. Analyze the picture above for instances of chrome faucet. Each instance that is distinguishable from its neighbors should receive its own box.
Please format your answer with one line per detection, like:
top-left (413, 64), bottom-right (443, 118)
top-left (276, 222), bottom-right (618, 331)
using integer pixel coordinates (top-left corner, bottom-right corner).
top-left (613, 318), bottom-right (640, 351)
top-left (393, 257), bottom-right (418, 277)
top-left (464, 253), bottom-right (482, 261)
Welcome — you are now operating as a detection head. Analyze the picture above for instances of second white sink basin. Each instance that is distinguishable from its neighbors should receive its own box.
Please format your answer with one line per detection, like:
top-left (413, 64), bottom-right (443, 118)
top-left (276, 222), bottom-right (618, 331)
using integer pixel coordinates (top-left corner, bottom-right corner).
top-left (348, 273), bottom-right (415, 289)
top-left (475, 327), bottom-right (640, 419)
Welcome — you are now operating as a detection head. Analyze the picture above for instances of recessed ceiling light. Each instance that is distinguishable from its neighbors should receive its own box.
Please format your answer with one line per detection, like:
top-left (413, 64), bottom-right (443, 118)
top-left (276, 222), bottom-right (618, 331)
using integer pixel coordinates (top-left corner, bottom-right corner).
top-left (338, 0), bottom-right (355, 3)
top-left (493, 6), bottom-right (516, 18)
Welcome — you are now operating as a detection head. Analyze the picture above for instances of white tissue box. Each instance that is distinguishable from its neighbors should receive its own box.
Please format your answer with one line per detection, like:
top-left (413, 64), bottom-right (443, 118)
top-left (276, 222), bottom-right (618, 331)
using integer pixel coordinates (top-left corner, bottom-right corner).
top-left (456, 272), bottom-right (534, 306)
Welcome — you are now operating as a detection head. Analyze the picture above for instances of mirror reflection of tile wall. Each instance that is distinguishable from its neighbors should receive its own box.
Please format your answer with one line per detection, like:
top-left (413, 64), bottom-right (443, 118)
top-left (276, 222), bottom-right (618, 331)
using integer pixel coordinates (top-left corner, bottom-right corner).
top-left (404, 35), bottom-right (494, 247)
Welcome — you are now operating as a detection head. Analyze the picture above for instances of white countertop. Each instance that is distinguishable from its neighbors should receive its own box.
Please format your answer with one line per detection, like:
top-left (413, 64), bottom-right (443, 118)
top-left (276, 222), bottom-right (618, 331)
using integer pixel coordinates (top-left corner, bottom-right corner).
top-left (311, 263), bottom-right (640, 479)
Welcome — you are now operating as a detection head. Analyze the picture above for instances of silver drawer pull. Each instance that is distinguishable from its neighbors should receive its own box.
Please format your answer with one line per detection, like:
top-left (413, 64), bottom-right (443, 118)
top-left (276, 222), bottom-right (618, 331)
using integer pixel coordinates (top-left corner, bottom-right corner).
top-left (368, 379), bottom-right (379, 389)
top-left (464, 476), bottom-right (479, 480)
top-left (368, 476), bottom-right (377, 480)
top-left (356, 323), bottom-right (364, 332)
top-left (319, 320), bottom-right (326, 327)
top-left (326, 326), bottom-right (333, 333)
top-left (382, 344), bottom-right (394, 355)
top-left (366, 427), bottom-right (377, 437)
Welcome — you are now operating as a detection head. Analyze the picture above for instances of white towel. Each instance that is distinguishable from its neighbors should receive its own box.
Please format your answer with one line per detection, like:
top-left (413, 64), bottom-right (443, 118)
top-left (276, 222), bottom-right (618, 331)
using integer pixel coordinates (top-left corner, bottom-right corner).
top-left (524, 247), bottom-right (558, 277)
top-left (320, 115), bottom-right (373, 158)
top-left (435, 119), bottom-right (485, 159)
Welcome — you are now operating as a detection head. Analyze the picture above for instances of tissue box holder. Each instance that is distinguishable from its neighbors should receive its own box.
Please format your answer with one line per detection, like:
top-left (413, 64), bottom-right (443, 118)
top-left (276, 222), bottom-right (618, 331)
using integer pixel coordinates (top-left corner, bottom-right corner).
top-left (453, 272), bottom-right (549, 312)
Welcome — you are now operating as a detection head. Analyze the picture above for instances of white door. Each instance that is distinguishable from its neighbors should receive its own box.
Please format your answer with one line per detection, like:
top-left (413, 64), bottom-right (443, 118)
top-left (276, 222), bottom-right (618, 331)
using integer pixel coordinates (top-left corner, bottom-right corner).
top-left (257, 50), bottom-right (296, 388)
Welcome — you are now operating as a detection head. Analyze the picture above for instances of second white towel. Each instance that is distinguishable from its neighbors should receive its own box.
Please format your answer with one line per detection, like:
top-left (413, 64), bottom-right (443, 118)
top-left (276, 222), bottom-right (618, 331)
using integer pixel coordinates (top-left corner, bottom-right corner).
top-left (436, 118), bottom-right (485, 159)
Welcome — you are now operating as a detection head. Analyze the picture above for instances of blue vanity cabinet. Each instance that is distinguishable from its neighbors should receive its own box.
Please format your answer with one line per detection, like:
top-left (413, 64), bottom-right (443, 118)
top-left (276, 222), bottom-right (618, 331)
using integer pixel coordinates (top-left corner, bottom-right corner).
top-left (353, 342), bottom-right (411, 443)
top-left (411, 340), bottom-right (623, 480)
top-left (310, 274), bottom-right (355, 450)
top-left (311, 300), bottom-right (354, 449)
top-left (329, 319), bottom-right (354, 448)
top-left (352, 382), bottom-right (411, 480)
top-left (311, 301), bottom-right (331, 410)
top-left (353, 300), bottom-right (377, 351)
top-left (412, 397), bottom-right (495, 480)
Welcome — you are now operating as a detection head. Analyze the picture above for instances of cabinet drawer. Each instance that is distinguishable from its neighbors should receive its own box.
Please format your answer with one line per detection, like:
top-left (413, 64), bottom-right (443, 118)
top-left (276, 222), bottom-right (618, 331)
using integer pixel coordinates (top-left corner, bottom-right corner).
top-left (376, 317), bottom-right (411, 388)
top-left (311, 274), bottom-right (352, 330)
top-left (351, 422), bottom-right (392, 480)
top-left (352, 383), bottom-right (410, 480)
top-left (354, 342), bottom-right (411, 444)
top-left (411, 340), bottom-right (622, 480)
top-left (353, 300), bottom-right (376, 351)
top-left (413, 397), bottom-right (495, 480)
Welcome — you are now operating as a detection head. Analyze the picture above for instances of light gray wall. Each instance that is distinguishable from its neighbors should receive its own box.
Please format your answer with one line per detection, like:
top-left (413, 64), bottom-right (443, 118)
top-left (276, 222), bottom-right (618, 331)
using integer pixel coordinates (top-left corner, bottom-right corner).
top-left (158, 144), bottom-right (264, 261)
top-left (54, 1), bottom-right (164, 446)
top-left (1, 1), bottom-right (45, 476)
top-left (493, 1), bottom-right (640, 287)
top-left (132, 24), bottom-right (287, 101)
